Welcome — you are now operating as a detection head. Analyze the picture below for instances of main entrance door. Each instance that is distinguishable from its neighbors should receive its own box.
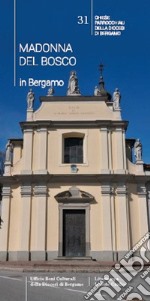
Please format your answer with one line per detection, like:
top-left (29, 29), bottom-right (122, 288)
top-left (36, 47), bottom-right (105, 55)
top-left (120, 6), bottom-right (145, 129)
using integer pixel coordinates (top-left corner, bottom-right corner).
top-left (63, 209), bottom-right (85, 257)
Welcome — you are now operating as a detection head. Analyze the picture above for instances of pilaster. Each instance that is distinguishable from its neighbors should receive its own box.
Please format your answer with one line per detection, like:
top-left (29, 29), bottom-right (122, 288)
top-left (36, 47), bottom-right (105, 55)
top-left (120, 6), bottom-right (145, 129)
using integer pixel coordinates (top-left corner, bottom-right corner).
top-left (22, 129), bottom-right (33, 174)
top-left (114, 108), bottom-right (122, 120)
top-left (18, 185), bottom-right (32, 261)
top-left (34, 128), bottom-right (48, 174)
top-left (4, 163), bottom-right (11, 176)
top-left (122, 129), bottom-right (127, 171)
top-left (114, 128), bottom-right (126, 174)
top-left (100, 128), bottom-right (110, 174)
top-left (135, 161), bottom-right (144, 175)
top-left (110, 187), bottom-right (117, 261)
top-left (0, 186), bottom-right (11, 261)
top-left (26, 108), bottom-right (33, 121)
top-left (115, 184), bottom-right (130, 259)
top-left (108, 130), bottom-right (112, 172)
top-left (137, 184), bottom-right (149, 237)
top-left (30, 185), bottom-right (47, 261)
top-left (101, 184), bottom-right (113, 260)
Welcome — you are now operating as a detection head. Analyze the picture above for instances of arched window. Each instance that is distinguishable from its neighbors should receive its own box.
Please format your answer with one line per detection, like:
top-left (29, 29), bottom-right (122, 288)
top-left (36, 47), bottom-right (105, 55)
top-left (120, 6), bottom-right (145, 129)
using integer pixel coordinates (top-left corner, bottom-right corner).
top-left (64, 137), bottom-right (83, 163)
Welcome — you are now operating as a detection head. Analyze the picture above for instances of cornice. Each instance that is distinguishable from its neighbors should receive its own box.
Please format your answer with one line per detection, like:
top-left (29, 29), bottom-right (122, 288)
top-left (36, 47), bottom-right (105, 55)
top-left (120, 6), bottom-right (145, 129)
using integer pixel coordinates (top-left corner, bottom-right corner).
top-left (39, 96), bottom-right (110, 102)
top-left (20, 120), bottom-right (129, 130)
top-left (0, 173), bottom-right (150, 185)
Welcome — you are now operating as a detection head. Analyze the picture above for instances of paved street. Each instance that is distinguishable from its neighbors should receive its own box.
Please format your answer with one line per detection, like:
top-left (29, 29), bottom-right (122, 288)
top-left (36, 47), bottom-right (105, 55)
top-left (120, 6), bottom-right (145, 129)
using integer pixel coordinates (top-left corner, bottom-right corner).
top-left (0, 271), bottom-right (88, 301)
top-left (0, 270), bottom-right (150, 301)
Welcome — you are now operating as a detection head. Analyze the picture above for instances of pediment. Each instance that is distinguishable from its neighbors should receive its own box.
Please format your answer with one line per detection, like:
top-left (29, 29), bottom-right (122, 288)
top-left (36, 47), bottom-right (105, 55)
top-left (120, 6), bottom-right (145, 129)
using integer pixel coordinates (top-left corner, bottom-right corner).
top-left (55, 186), bottom-right (94, 203)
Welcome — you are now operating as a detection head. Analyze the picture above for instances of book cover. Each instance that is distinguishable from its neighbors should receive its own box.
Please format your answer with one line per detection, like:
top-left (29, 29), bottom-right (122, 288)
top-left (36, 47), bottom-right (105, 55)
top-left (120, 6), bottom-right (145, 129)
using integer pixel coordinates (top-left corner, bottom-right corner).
top-left (0, 0), bottom-right (150, 301)
top-left (0, 0), bottom-right (150, 161)
top-left (0, 0), bottom-right (150, 158)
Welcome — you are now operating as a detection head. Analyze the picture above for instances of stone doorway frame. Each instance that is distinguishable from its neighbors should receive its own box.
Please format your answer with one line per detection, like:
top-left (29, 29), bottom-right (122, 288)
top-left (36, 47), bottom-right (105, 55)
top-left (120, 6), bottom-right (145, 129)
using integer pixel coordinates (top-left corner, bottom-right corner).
top-left (55, 186), bottom-right (94, 258)
top-left (58, 203), bottom-right (90, 257)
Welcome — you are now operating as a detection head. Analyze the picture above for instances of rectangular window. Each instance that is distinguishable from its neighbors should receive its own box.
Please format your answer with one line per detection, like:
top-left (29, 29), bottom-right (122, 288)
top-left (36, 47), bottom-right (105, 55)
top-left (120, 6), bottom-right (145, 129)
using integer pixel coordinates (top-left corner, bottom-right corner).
top-left (64, 137), bottom-right (83, 163)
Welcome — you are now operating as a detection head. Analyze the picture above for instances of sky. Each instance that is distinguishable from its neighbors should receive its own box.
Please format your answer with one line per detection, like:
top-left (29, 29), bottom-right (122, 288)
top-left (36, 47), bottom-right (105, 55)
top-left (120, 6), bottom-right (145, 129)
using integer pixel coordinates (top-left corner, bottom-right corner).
top-left (0, 0), bottom-right (150, 162)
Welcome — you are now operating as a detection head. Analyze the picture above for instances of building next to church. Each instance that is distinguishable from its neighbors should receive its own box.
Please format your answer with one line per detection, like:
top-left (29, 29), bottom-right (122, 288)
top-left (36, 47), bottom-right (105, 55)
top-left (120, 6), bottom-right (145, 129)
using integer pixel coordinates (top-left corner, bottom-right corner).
top-left (0, 68), bottom-right (150, 262)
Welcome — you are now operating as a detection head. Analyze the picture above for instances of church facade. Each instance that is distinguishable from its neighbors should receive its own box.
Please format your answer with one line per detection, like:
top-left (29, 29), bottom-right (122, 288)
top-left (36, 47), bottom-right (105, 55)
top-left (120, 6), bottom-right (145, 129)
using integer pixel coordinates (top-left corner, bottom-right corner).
top-left (0, 70), bottom-right (150, 261)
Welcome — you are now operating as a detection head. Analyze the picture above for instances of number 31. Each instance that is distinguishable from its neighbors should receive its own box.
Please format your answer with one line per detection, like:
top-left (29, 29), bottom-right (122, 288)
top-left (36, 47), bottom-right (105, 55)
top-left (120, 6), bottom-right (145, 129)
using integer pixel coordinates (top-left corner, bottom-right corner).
top-left (77, 16), bottom-right (89, 24)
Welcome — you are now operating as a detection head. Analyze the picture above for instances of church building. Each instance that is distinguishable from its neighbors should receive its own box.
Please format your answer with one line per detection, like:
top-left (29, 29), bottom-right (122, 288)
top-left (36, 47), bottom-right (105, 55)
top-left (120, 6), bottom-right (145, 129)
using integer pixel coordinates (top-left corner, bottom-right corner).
top-left (0, 68), bottom-right (150, 261)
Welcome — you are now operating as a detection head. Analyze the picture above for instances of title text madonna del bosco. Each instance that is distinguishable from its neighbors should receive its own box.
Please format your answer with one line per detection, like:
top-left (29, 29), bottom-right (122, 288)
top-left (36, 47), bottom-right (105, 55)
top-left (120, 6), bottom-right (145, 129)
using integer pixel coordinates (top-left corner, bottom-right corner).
top-left (19, 43), bottom-right (77, 66)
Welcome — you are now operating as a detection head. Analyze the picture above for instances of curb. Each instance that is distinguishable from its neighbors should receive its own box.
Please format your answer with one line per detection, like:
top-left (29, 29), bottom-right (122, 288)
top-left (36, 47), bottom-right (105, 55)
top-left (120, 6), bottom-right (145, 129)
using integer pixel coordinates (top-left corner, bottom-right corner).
top-left (0, 267), bottom-right (112, 273)
top-left (0, 261), bottom-right (150, 273)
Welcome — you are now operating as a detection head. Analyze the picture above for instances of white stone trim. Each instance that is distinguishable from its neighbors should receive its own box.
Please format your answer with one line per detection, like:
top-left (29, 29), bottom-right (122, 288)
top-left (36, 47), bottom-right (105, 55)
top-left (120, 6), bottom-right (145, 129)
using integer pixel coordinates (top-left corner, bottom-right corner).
top-left (26, 108), bottom-right (33, 121)
top-left (116, 184), bottom-right (127, 195)
top-left (137, 184), bottom-right (147, 196)
top-left (4, 163), bottom-right (11, 176)
top-left (101, 184), bottom-right (112, 195)
top-left (34, 185), bottom-right (47, 196)
top-left (21, 185), bottom-right (32, 197)
top-left (135, 161), bottom-right (144, 175)
top-left (58, 203), bottom-right (90, 257)
top-left (2, 186), bottom-right (11, 198)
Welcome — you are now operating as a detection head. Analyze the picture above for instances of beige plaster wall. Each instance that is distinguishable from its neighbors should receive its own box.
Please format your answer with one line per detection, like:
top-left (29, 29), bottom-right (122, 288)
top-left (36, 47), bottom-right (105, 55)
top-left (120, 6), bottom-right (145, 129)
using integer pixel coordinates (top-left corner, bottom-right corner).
top-left (46, 185), bottom-right (103, 251)
top-left (111, 132), bottom-right (117, 170)
top-left (90, 186), bottom-right (102, 251)
top-left (11, 127), bottom-right (127, 175)
top-left (127, 159), bottom-right (137, 174)
top-left (128, 184), bottom-right (140, 246)
top-left (1, 182), bottom-right (147, 255)
top-left (8, 186), bottom-right (21, 251)
top-left (46, 129), bottom-right (101, 174)
top-left (46, 186), bottom-right (59, 250)
top-left (34, 100), bottom-right (114, 121)
top-left (32, 132), bottom-right (39, 171)
top-left (30, 195), bottom-right (47, 251)
top-left (11, 145), bottom-right (23, 175)
top-left (12, 160), bottom-right (22, 175)
top-left (30, 196), bottom-right (38, 250)
top-left (13, 146), bottom-right (22, 165)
